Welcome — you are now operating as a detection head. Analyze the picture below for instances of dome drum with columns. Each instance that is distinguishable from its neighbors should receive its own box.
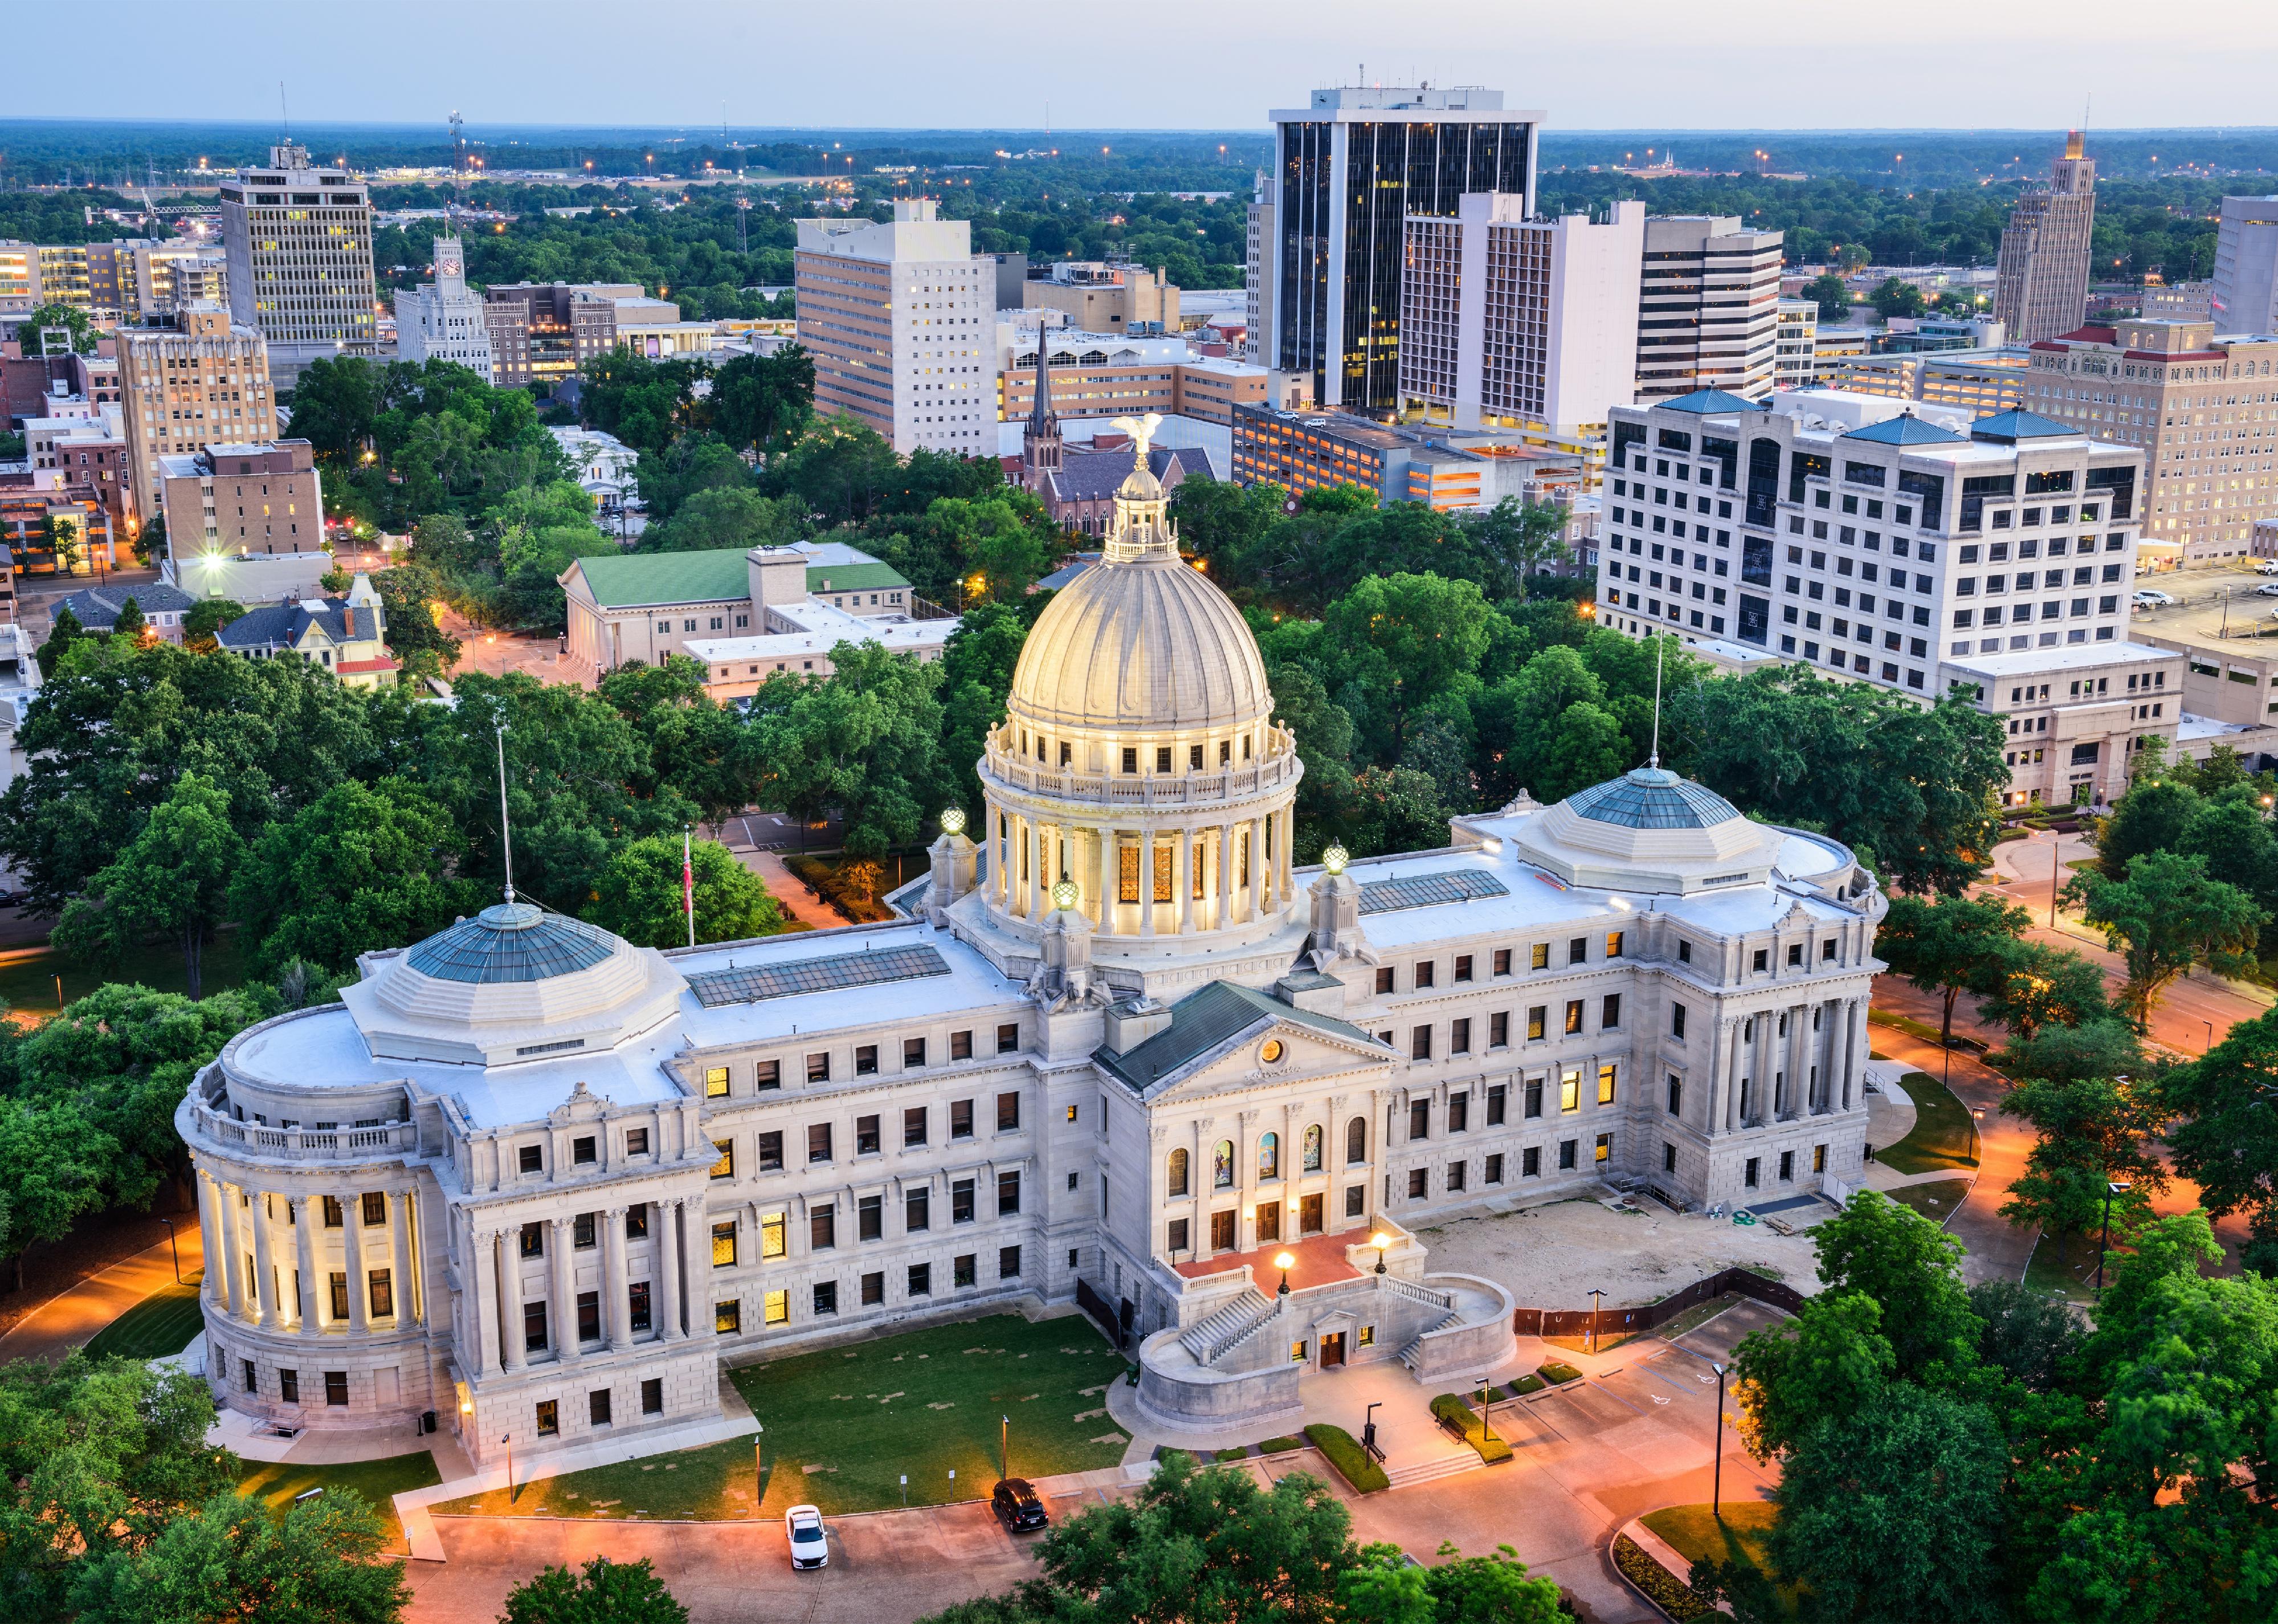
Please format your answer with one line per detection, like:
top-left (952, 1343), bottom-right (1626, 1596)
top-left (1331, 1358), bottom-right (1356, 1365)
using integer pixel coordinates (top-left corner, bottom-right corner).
top-left (176, 418), bottom-right (1884, 1465)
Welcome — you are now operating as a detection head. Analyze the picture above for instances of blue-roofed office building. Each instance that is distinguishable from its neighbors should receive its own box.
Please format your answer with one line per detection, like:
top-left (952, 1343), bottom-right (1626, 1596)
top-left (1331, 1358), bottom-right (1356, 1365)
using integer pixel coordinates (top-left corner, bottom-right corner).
top-left (1595, 385), bottom-right (2178, 807)
top-left (181, 434), bottom-right (1886, 1462)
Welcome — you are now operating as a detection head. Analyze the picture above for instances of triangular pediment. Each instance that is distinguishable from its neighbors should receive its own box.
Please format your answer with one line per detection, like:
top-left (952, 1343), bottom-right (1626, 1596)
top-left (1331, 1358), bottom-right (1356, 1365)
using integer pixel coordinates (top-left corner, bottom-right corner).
top-left (1094, 980), bottom-right (1394, 1101)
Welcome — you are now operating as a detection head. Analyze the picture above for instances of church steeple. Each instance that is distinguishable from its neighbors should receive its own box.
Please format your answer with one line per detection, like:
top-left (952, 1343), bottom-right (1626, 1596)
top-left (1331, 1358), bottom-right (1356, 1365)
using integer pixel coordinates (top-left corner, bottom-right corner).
top-left (1022, 320), bottom-right (1064, 488)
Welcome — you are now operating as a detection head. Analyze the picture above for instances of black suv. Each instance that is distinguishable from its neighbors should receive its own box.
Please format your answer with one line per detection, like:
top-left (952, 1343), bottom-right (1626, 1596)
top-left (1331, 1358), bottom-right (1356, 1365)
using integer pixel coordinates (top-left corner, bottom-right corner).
top-left (991, 1477), bottom-right (1048, 1532)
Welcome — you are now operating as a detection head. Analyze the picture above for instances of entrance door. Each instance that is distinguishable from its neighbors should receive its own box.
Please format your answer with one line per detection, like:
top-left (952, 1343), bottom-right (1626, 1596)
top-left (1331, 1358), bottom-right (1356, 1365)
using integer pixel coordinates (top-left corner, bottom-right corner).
top-left (1300, 1193), bottom-right (1324, 1235)
top-left (1210, 1209), bottom-right (1236, 1251)
top-left (1256, 1202), bottom-right (1281, 1244)
top-left (1319, 1332), bottom-right (1345, 1369)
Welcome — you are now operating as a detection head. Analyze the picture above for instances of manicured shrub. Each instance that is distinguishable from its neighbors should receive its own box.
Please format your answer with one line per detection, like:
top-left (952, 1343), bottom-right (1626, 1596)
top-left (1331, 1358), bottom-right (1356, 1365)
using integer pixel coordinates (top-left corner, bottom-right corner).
top-left (1538, 1361), bottom-right (1584, 1385)
top-left (1612, 1534), bottom-right (1714, 1621)
top-left (1428, 1393), bottom-right (1513, 1463)
top-left (1303, 1422), bottom-right (1389, 1492)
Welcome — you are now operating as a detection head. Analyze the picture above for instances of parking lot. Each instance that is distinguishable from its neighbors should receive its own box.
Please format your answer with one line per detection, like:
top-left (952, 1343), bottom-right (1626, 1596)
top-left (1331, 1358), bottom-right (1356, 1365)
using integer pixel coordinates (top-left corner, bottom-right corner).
top-left (2128, 560), bottom-right (2278, 644)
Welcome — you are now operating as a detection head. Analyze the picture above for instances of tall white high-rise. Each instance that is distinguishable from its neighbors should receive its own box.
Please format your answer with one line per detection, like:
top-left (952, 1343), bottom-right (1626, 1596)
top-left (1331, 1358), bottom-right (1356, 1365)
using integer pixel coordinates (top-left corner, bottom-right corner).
top-left (793, 199), bottom-right (994, 456)
top-left (1633, 216), bottom-right (1785, 404)
top-left (1397, 196), bottom-right (1643, 473)
top-left (2212, 195), bottom-right (2278, 335)
top-left (1993, 133), bottom-right (2097, 346)
top-left (393, 238), bottom-right (496, 382)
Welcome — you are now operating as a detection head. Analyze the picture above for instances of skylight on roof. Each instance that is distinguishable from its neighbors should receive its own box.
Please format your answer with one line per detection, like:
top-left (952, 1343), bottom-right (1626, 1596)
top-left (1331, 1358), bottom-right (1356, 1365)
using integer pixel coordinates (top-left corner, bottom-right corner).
top-left (1357, 870), bottom-right (1510, 915)
top-left (685, 944), bottom-right (952, 1007)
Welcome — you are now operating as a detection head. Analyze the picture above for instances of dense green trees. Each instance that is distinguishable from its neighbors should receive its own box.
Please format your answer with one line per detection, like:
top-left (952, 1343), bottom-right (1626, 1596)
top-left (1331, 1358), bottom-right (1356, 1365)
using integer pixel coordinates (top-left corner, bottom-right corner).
top-left (745, 642), bottom-right (952, 862)
top-left (589, 836), bottom-right (783, 948)
top-left (2162, 1007), bottom-right (2278, 1274)
top-left (2071, 850), bottom-right (2263, 1028)
top-left (1710, 1193), bottom-right (2278, 1624)
top-left (1873, 893), bottom-right (2030, 1046)
top-left (498, 1556), bottom-right (688, 1624)
top-left (51, 773), bottom-right (245, 998)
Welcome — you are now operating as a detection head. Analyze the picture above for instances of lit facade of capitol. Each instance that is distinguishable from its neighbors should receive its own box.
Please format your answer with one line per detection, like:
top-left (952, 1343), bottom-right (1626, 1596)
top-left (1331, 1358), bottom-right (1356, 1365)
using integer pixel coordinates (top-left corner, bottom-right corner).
top-left (180, 425), bottom-right (1885, 1460)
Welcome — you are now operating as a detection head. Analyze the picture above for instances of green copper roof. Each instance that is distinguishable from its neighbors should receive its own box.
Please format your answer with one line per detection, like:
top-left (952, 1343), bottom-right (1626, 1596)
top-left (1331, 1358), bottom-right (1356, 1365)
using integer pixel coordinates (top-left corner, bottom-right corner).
top-left (1094, 981), bottom-right (1386, 1096)
top-left (806, 562), bottom-right (908, 594)
top-left (571, 550), bottom-right (750, 609)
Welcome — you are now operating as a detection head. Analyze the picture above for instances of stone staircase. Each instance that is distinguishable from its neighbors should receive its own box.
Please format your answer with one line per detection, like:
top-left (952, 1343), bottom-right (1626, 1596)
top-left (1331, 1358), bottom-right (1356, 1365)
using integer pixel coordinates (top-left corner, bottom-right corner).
top-left (1385, 1451), bottom-right (1481, 1490)
top-left (1179, 1294), bottom-right (1277, 1364)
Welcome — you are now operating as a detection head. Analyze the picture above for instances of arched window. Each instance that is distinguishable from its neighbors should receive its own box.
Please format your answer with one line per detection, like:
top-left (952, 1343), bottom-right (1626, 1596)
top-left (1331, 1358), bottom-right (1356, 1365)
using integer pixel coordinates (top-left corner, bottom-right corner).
top-left (1257, 1132), bottom-right (1280, 1181)
top-left (1303, 1124), bottom-right (1323, 1173)
top-left (1346, 1117), bottom-right (1367, 1165)
top-left (1213, 1140), bottom-right (1234, 1189)
top-left (1167, 1148), bottom-right (1189, 1198)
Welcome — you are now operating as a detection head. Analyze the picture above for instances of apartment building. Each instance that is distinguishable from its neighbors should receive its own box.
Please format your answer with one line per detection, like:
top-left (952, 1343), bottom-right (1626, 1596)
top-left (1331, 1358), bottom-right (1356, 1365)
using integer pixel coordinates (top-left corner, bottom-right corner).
top-left (1595, 389), bottom-right (2161, 805)
top-left (480, 283), bottom-right (621, 391)
top-left (2020, 318), bottom-right (2278, 564)
top-left (393, 237), bottom-right (495, 382)
top-left (1232, 403), bottom-right (1583, 512)
top-left (1775, 299), bottom-right (1819, 390)
top-left (995, 325), bottom-right (1271, 426)
top-left (1819, 346), bottom-right (2031, 415)
top-left (156, 440), bottom-right (325, 564)
top-left (1020, 262), bottom-right (1181, 335)
top-left (1993, 133), bottom-right (2097, 346)
top-left (1634, 216), bottom-right (1785, 405)
top-left (795, 200), bottom-right (994, 456)
top-left (116, 303), bottom-right (277, 532)
top-left (1395, 197), bottom-right (1643, 480)
top-left (1264, 85), bottom-right (1541, 413)
top-left (1245, 170), bottom-right (1272, 365)
top-left (219, 142), bottom-right (379, 372)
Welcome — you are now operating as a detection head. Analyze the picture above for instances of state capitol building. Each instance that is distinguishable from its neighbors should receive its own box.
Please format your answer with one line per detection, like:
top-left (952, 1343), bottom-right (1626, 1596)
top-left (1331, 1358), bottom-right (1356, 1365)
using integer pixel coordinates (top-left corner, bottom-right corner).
top-left (180, 429), bottom-right (1887, 1461)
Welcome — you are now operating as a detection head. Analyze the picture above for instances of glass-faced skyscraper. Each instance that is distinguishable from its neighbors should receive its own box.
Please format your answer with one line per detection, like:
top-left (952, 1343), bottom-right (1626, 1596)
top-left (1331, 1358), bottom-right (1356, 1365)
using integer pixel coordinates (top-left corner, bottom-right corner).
top-left (1264, 86), bottom-right (1541, 414)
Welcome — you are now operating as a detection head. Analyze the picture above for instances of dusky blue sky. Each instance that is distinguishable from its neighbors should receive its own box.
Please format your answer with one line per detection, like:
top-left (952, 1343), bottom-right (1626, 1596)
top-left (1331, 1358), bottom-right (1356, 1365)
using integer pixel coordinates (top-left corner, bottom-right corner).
top-left (14, 0), bottom-right (2275, 132)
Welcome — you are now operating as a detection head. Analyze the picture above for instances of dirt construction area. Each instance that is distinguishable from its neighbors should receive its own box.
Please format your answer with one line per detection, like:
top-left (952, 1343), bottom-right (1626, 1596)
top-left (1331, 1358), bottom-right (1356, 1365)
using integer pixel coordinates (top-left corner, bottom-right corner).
top-left (1414, 1194), bottom-right (1828, 1311)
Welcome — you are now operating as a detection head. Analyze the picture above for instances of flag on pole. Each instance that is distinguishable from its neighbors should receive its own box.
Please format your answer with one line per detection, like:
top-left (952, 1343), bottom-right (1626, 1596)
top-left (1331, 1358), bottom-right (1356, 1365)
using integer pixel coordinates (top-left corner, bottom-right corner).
top-left (683, 828), bottom-right (696, 948)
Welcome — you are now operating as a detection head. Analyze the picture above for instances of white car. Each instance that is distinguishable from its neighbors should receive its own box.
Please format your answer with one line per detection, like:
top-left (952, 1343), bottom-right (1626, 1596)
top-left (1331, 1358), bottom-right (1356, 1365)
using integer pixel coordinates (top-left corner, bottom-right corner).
top-left (786, 1503), bottom-right (828, 1570)
top-left (2257, 560), bottom-right (2278, 576)
top-left (2256, 582), bottom-right (2278, 598)
top-left (2133, 589), bottom-right (2175, 607)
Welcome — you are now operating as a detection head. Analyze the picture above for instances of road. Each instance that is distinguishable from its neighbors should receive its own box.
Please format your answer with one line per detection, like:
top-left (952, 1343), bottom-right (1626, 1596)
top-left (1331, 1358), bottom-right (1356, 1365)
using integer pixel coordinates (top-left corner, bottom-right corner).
top-left (403, 1302), bottom-right (1785, 1624)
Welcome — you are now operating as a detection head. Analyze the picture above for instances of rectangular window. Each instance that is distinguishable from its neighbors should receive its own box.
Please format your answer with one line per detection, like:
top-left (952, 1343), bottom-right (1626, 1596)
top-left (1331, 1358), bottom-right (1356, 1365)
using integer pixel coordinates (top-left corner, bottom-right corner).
top-left (954, 1254), bottom-right (977, 1288)
top-left (997, 1023), bottom-right (1019, 1055)
top-left (1522, 1146), bottom-right (1541, 1177)
top-left (999, 1244), bottom-right (1023, 1280)
top-left (855, 1045), bottom-right (879, 1076)
top-left (1526, 1006), bottom-right (1546, 1041)
top-left (997, 1091), bottom-right (1021, 1131)
top-left (1454, 954), bottom-right (1473, 982)
top-left (903, 1038), bottom-right (926, 1069)
top-left (712, 1221), bottom-right (737, 1267)
top-left (642, 1377), bottom-right (664, 1415)
top-left (807, 1124), bottom-right (832, 1164)
top-left (755, 1060), bottom-right (781, 1090)
top-left (904, 1106), bottom-right (928, 1147)
top-left (1450, 1018), bottom-right (1472, 1056)
top-left (1780, 1149), bottom-right (1795, 1182)
top-left (577, 1291), bottom-right (600, 1343)
top-left (1493, 948), bottom-right (1512, 976)
top-left (761, 1211), bottom-right (787, 1259)
top-left (1485, 1152), bottom-right (1505, 1184)
top-left (905, 1188), bottom-right (930, 1232)
top-left (1409, 1099), bottom-right (1430, 1140)
top-left (1745, 1157), bottom-right (1760, 1188)
top-left (951, 1099), bottom-right (974, 1138)
top-left (953, 1178), bottom-right (975, 1223)
top-left (1671, 1003), bottom-right (1688, 1040)
top-left (330, 1272), bottom-right (350, 1320)
top-left (1560, 1068), bottom-right (1581, 1113)
top-left (806, 1052), bottom-right (830, 1083)
top-left (1487, 1083), bottom-right (1507, 1125)
top-left (711, 1140), bottom-right (733, 1179)
top-left (704, 1066), bottom-right (729, 1099)
top-left (1448, 1090), bottom-right (1470, 1132)
top-left (572, 1136), bottom-right (596, 1165)
top-left (1525, 1076), bottom-right (1544, 1118)
top-left (325, 1370), bottom-right (349, 1407)
top-left (1667, 1076), bottom-right (1683, 1116)
top-left (1563, 1000), bottom-right (1583, 1035)
top-left (758, 1131), bottom-right (783, 1172)
top-left (324, 1195), bottom-right (345, 1226)
top-left (1346, 1186), bottom-right (1366, 1218)
top-left (368, 1268), bottom-right (393, 1319)
top-left (1598, 1064), bottom-right (1617, 1106)
top-left (1530, 943), bottom-right (1550, 970)
top-left (810, 1203), bottom-right (837, 1250)
top-left (627, 1128), bottom-right (651, 1155)
top-left (856, 1115), bottom-right (881, 1155)
top-left (765, 1289), bottom-right (789, 1326)
top-left (590, 1388), bottom-right (613, 1427)
top-left (950, 1030), bottom-right (974, 1062)
top-left (1374, 966), bottom-right (1395, 995)
top-left (861, 1271), bottom-right (885, 1305)
top-left (998, 1170), bottom-right (1022, 1215)
top-left (628, 1281), bottom-right (651, 1332)
top-left (524, 1300), bottom-right (548, 1350)
top-left (1414, 960), bottom-right (1436, 989)
top-left (279, 1368), bottom-right (298, 1403)
top-left (1605, 931), bottom-right (1624, 958)
top-left (1447, 1161), bottom-right (1467, 1193)
top-left (1406, 1168), bottom-right (1428, 1199)
top-left (814, 1280), bottom-right (839, 1315)
top-left (858, 1194), bottom-right (883, 1242)
top-left (1410, 1026), bottom-right (1433, 1061)
top-left (908, 1263), bottom-right (932, 1297)
top-left (1601, 993), bottom-right (1621, 1030)
top-left (716, 1300), bottom-right (742, 1335)
top-left (1558, 1139), bottom-right (1577, 1171)
top-left (1489, 1011), bottom-right (1509, 1048)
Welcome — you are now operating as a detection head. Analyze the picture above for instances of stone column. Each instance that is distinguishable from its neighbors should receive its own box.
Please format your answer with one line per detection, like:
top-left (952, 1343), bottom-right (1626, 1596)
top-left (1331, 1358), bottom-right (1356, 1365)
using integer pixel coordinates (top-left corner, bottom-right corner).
top-left (1097, 826), bottom-right (1117, 933)
top-left (1139, 826), bottom-right (1156, 937)
top-left (550, 1215), bottom-right (579, 1361)
top-left (471, 1224), bottom-right (500, 1376)
top-left (250, 1191), bottom-right (280, 1328)
top-left (605, 1206), bottom-right (632, 1350)
top-left (342, 1193), bottom-right (369, 1333)
top-left (294, 1198), bottom-right (319, 1330)
top-left (1178, 826), bottom-right (1195, 933)
top-left (1280, 813), bottom-right (1295, 903)
top-left (682, 1201), bottom-right (715, 1343)
top-left (1261, 814), bottom-right (1277, 914)
top-left (219, 1183), bottom-right (246, 1320)
top-left (1247, 817), bottom-right (1264, 921)
top-left (197, 1172), bottom-right (226, 1309)
top-left (1217, 821), bottom-right (1235, 929)
top-left (496, 1229), bottom-right (525, 1372)
top-left (656, 1198), bottom-right (684, 1341)
top-left (1842, 999), bottom-right (1861, 1111)
top-left (1024, 815), bottom-right (1041, 919)
top-left (990, 802), bottom-right (1008, 905)
top-left (388, 1189), bottom-right (414, 1324)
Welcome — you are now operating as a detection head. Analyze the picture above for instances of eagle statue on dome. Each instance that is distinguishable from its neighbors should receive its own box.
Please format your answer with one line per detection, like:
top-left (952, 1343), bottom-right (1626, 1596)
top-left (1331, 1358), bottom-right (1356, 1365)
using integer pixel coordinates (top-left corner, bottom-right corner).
top-left (1111, 412), bottom-right (1162, 470)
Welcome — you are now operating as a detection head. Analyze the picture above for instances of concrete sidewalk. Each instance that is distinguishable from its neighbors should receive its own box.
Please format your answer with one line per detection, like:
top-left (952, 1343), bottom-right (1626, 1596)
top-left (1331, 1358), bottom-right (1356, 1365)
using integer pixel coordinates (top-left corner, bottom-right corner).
top-left (0, 1229), bottom-right (206, 1365)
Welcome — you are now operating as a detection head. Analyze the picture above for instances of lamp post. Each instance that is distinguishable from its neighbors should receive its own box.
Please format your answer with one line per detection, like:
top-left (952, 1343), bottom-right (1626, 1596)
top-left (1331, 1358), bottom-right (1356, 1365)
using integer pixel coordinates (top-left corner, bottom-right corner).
top-left (1477, 1374), bottom-right (1498, 1447)
top-left (2096, 1179), bottom-right (2133, 1292)
top-left (1710, 1362), bottom-right (1728, 1521)
top-left (158, 1217), bottom-right (180, 1283)
top-left (502, 1433), bottom-right (514, 1504)
top-left (1001, 1413), bottom-right (1010, 1482)
top-left (1273, 1251), bottom-right (1295, 1297)
top-left (1371, 1231), bottom-right (1390, 1275)
top-left (752, 1421), bottom-right (764, 1512)
top-left (1587, 1288), bottom-right (1607, 1356)
top-left (1363, 1400), bottom-right (1381, 1460)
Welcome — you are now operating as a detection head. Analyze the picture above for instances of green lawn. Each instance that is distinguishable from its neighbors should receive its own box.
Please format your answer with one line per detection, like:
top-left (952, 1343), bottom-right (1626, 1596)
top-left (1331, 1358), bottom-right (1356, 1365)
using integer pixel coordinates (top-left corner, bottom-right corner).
top-left (0, 932), bottom-right (249, 1022)
top-left (83, 1277), bottom-right (206, 1360)
top-left (1885, 1178), bottom-right (1973, 1226)
top-left (436, 1312), bottom-right (1130, 1521)
top-left (238, 1451), bottom-right (442, 1554)
top-left (2024, 1229), bottom-right (2106, 1305)
top-left (1642, 1500), bottom-right (1793, 1615)
top-left (1876, 1073), bottom-right (1980, 1176)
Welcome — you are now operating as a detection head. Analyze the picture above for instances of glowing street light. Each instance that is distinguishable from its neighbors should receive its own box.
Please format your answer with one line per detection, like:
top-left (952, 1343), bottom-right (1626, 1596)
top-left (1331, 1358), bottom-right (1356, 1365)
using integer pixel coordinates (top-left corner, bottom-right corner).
top-left (1273, 1251), bottom-right (1296, 1296)
top-left (1371, 1231), bottom-right (1390, 1274)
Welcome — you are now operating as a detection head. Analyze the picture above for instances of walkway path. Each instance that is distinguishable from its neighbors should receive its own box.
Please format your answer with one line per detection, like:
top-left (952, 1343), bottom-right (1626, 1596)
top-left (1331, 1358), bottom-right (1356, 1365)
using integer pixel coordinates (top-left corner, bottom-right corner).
top-left (0, 1228), bottom-right (206, 1365)
top-left (719, 826), bottom-right (838, 932)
